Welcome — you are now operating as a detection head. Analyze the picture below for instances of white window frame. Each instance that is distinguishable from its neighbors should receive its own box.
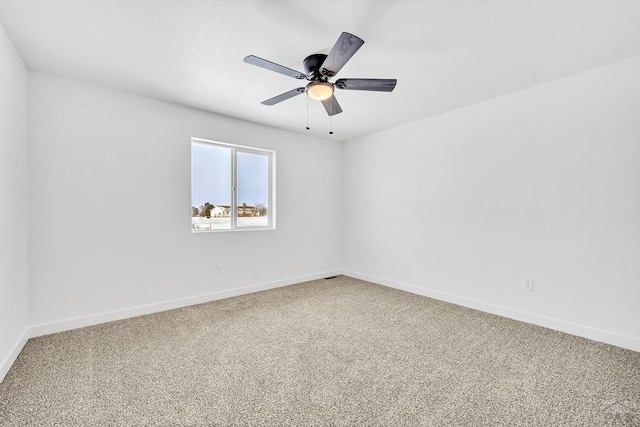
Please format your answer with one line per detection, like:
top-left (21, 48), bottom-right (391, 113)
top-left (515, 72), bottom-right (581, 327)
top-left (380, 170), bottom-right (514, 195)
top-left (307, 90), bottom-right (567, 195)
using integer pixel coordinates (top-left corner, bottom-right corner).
top-left (191, 137), bottom-right (275, 232)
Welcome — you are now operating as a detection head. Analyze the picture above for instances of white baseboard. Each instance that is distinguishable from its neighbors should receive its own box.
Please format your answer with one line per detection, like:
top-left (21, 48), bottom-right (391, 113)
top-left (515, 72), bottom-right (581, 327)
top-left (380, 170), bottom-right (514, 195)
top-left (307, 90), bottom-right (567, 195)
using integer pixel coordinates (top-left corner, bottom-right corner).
top-left (28, 270), bottom-right (341, 338)
top-left (0, 328), bottom-right (29, 383)
top-left (342, 270), bottom-right (640, 353)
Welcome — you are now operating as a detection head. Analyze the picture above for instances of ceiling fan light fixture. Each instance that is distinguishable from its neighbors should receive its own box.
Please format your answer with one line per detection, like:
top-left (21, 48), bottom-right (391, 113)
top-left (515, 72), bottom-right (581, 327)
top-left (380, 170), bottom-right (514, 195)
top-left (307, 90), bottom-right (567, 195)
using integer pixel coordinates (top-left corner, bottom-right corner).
top-left (306, 82), bottom-right (334, 101)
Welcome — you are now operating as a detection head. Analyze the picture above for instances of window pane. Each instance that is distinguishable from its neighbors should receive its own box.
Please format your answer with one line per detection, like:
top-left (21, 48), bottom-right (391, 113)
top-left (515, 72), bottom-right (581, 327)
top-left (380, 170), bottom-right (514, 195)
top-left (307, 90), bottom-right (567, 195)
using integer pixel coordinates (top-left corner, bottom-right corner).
top-left (236, 151), bottom-right (269, 227)
top-left (191, 142), bottom-right (232, 230)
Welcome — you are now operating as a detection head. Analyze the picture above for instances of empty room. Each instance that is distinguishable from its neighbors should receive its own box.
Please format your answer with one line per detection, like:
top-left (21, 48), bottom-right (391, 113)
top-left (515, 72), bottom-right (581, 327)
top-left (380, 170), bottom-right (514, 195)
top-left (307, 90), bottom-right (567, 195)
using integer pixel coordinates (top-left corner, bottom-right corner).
top-left (1, 1), bottom-right (639, 425)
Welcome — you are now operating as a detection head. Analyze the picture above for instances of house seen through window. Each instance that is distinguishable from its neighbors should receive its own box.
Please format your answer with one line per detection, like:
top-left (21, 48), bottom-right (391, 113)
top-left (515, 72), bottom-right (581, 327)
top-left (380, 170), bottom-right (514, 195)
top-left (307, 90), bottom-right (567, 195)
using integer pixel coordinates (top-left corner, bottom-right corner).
top-left (191, 138), bottom-right (274, 231)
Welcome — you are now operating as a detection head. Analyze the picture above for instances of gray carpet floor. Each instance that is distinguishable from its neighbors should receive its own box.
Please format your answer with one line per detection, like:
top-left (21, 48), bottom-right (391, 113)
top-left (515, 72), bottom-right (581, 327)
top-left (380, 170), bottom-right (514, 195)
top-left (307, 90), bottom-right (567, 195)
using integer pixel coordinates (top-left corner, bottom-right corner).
top-left (1, 276), bottom-right (639, 426)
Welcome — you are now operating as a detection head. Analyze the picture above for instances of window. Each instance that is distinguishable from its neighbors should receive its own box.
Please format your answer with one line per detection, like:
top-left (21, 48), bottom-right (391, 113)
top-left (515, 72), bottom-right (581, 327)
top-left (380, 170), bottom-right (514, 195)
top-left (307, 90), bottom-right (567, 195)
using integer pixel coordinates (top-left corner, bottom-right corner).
top-left (191, 138), bottom-right (275, 232)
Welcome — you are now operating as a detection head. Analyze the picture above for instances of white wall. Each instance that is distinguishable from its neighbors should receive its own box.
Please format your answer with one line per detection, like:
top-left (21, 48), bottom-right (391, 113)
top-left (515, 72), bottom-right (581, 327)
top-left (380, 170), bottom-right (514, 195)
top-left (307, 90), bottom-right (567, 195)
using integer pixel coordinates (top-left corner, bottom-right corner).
top-left (28, 72), bottom-right (342, 330)
top-left (3, 39), bottom-right (639, 384)
top-left (0, 22), bottom-right (28, 380)
top-left (343, 56), bottom-right (640, 351)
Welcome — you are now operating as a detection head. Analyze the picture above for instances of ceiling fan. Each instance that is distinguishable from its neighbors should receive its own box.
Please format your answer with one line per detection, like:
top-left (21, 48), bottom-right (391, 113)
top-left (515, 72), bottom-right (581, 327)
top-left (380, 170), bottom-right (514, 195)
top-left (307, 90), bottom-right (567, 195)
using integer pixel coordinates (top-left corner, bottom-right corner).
top-left (243, 32), bottom-right (397, 116)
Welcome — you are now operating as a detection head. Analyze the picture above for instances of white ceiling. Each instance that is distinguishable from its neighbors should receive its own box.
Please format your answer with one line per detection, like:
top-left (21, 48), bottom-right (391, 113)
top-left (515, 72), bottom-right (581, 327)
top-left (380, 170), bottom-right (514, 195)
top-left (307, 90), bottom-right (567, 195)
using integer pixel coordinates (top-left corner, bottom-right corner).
top-left (1, 0), bottom-right (639, 142)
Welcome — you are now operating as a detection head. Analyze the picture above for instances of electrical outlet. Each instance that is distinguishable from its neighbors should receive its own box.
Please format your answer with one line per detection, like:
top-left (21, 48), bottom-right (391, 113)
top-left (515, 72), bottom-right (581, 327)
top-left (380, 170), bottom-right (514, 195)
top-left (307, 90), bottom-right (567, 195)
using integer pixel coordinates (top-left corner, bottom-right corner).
top-left (523, 277), bottom-right (534, 291)
top-left (216, 265), bottom-right (222, 275)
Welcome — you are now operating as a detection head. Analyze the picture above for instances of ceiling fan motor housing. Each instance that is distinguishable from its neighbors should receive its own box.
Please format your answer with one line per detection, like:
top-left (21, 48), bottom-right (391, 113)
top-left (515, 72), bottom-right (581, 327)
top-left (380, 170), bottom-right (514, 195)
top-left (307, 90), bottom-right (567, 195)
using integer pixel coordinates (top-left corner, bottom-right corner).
top-left (303, 54), bottom-right (328, 80)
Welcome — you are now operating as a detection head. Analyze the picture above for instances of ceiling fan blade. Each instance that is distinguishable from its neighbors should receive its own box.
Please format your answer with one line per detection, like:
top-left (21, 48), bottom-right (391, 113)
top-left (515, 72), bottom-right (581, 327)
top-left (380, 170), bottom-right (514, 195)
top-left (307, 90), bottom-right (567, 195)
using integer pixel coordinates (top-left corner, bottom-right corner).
top-left (321, 95), bottom-right (343, 116)
top-left (261, 88), bottom-right (306, 106)
top-left (244, 55), bottom-right (306, 79)
top-left (335, 78), bottom-right (397, 92)
top-left (320, 32), bottom-right (364, 77)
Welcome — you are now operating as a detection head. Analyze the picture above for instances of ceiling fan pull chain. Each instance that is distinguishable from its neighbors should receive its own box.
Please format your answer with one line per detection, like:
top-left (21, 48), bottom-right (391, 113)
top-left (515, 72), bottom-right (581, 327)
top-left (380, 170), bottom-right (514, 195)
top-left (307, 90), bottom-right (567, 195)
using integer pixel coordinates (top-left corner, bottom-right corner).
top-left (306, 93), bottom-right (310, 130)
top-left (329, 99), bottom-right (334, 135)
